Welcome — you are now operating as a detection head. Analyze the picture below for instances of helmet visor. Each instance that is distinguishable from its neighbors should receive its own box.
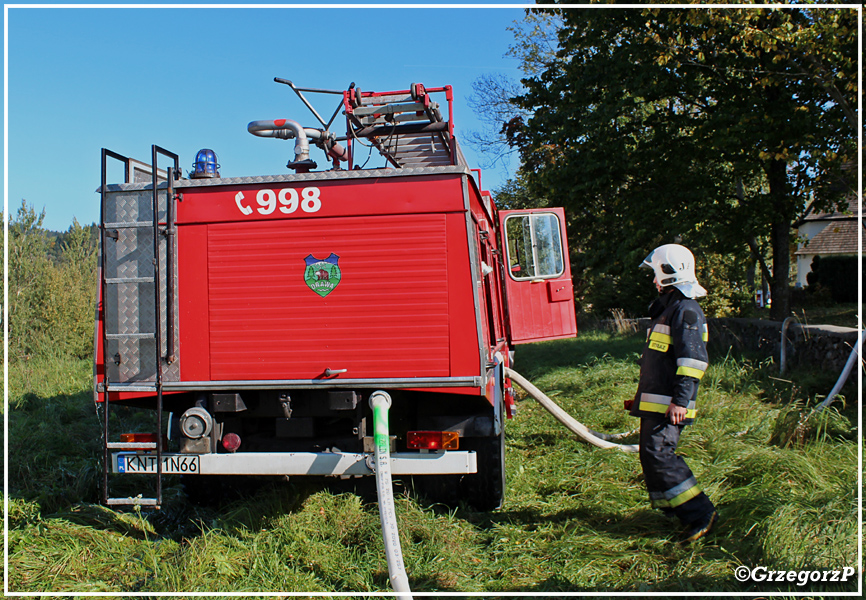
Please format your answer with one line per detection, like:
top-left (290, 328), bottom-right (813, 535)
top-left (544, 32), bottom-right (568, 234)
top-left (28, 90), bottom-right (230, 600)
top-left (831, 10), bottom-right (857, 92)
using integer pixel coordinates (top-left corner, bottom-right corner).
top-left (640, 251), bottom-right (654, 268)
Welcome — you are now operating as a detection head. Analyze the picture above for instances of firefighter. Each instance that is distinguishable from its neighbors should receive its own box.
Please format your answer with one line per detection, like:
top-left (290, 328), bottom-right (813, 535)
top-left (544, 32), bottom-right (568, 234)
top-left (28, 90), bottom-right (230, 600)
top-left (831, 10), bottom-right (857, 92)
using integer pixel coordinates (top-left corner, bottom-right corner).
top-left (626, 243), bottom-right (718, 543)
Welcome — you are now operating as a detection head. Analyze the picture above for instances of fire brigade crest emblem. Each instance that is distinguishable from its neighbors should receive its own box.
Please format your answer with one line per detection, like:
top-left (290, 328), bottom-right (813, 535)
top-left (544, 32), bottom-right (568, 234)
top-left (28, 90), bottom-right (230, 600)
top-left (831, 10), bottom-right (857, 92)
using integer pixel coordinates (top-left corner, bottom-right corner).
top-left (304, 253), bottom-right (342, 297)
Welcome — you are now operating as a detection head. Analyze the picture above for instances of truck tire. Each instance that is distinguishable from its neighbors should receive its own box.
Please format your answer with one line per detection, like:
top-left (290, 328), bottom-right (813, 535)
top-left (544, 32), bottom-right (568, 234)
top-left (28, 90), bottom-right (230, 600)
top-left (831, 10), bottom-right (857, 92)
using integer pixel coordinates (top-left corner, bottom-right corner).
top-left (459, 426), bottom-right (506, 511)
top-left (411, 401), bottom-right (506, 511)
top-left (411, 426), bottom-right (505, 511)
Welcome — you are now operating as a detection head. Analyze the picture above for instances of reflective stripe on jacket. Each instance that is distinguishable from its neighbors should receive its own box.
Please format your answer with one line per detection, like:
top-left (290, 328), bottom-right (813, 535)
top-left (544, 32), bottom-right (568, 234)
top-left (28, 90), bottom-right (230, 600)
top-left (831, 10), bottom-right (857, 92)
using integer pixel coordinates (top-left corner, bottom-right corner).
top-left (629, 290), bottom-right (708, 425)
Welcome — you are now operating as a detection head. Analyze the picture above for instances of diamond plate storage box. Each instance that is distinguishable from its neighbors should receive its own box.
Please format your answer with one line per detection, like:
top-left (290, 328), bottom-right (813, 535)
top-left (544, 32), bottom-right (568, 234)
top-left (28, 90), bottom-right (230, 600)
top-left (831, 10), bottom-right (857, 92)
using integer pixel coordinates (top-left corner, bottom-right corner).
top-left (101, 186), bottom-right (180, 383)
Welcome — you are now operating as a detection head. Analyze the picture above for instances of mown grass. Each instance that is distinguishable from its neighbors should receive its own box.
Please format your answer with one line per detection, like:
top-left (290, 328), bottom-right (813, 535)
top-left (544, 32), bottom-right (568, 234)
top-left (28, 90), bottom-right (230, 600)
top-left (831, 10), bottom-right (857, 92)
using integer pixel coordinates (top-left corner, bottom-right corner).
top-left (4, 330), bottom-right (860, 594)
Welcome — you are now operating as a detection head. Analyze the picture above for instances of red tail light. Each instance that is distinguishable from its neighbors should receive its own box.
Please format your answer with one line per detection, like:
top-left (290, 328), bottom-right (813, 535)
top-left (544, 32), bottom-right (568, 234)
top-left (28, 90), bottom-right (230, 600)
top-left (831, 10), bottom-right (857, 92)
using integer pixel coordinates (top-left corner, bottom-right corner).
top-left (407, 431), bottom-right (459, 450)
top-left (221, 433), bottom-right (241, 452)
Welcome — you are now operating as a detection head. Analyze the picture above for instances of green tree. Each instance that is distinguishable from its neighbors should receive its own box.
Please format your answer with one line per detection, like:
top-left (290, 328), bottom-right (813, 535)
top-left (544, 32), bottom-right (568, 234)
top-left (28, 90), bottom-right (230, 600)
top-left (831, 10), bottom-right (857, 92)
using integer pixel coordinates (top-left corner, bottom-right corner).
top-left (509, 4), bottom-right (857, 320)
top-left (465, 11), bottom-right (562, 170)
top-left (51, 218), bottom-right (99, 358)
top-left (492, 172), bottom-right (548, 211)
top-left (8, 201), bottom-right (54, 358)
top-left (8, 201), bottom-right (98, 360)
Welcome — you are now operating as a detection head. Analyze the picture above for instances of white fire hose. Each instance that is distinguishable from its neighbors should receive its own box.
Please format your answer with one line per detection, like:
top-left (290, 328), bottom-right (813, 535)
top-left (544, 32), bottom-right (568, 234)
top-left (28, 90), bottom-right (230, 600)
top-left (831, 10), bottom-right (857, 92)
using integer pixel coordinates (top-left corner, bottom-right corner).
top-left (365, 373), bottom-right (635, 597)
top-left (781, 321), bottom-right (863, 414)
top-left (504, 367), bottom-right (639, 453)
top-left (369, 391), bottom-right (413, 600)
top-left (814, 329), bottom-right (865, 413)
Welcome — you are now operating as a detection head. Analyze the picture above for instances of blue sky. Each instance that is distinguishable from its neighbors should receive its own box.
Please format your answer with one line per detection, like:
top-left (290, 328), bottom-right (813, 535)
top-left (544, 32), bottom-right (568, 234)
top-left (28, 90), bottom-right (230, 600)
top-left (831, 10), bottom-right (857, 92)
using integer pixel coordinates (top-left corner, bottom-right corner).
top-left (5, 3), bottom-right (531, 231)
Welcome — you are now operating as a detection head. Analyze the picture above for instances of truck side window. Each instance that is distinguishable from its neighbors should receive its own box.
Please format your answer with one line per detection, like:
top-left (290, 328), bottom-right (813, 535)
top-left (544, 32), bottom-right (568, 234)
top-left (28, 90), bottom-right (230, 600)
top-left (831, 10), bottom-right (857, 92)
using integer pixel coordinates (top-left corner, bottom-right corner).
top-left (505, 213), bottom-right (564, 281)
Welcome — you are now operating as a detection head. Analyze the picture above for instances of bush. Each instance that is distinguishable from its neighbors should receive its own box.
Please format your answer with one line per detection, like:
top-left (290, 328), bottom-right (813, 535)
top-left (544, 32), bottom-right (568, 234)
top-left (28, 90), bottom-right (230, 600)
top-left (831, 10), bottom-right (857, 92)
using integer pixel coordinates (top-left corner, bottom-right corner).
top-left (7, 200), bottom-right (97, 361)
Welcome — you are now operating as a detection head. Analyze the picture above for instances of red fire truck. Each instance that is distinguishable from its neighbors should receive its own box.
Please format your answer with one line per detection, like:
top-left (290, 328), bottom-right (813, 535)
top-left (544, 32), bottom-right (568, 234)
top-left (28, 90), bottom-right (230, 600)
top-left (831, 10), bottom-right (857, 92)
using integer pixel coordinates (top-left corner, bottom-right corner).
top-left (96, 81), bottom-right (576, 511)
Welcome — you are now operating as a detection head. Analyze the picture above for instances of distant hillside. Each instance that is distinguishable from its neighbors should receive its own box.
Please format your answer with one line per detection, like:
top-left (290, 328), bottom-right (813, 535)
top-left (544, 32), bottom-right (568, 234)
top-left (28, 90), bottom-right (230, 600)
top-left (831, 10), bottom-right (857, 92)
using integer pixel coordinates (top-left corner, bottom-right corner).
top-left (45, 222), bottom-right (99, 263)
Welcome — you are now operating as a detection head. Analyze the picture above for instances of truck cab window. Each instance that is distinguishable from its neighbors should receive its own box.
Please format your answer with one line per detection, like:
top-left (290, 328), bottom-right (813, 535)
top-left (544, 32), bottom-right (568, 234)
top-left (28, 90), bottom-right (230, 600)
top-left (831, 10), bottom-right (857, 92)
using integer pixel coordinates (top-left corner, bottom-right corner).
top-left (505, 213), bottom-right (564, 281)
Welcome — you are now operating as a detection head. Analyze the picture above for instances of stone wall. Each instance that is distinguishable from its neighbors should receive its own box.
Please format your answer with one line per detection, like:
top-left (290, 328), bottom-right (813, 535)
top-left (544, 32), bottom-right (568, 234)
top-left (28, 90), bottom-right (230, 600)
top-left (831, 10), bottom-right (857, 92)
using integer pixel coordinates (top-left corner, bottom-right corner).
top-left (709, 318), bottom-right (861, 373)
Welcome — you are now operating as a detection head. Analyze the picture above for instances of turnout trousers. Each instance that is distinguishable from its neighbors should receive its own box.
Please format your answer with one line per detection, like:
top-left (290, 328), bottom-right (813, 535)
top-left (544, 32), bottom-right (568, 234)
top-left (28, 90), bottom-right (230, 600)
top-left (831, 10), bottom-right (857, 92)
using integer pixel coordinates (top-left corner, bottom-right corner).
top-left (639, 416), bottom-right (715, 526)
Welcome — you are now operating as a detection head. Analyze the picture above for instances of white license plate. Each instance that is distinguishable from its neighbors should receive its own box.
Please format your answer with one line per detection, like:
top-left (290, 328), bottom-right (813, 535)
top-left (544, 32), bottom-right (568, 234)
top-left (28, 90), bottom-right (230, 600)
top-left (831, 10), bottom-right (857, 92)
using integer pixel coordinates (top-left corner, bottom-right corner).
top-left (116, 453), bottom-right (200, 474)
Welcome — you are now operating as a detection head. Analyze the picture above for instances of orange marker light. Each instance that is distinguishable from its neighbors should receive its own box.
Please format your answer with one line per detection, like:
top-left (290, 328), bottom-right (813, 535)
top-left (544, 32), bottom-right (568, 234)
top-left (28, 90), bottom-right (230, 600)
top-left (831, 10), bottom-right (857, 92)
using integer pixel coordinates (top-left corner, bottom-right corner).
top-left (120, 433), bottom-right (158, 443)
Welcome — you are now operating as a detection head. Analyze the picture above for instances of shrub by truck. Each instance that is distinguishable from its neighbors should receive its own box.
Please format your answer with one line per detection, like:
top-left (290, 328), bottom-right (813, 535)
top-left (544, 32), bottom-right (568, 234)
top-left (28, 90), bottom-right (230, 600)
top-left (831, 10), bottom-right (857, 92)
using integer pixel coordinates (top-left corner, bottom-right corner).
top-left (95, 81), bottom-right (576, 511)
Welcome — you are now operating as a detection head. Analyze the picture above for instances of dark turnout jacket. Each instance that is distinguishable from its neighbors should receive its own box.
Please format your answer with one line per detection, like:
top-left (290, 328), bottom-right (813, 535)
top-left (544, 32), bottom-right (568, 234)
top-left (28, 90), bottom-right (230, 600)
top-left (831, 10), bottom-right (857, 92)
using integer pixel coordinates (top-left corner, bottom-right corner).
top-left (629, 289), bottom-right (709, 426)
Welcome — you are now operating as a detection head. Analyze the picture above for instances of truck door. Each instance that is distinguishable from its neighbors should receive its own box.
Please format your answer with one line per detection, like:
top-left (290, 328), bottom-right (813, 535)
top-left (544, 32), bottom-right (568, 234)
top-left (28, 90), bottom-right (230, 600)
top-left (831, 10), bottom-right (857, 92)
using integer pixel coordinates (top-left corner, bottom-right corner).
top-left (499, 208), bottom-right (577, 344)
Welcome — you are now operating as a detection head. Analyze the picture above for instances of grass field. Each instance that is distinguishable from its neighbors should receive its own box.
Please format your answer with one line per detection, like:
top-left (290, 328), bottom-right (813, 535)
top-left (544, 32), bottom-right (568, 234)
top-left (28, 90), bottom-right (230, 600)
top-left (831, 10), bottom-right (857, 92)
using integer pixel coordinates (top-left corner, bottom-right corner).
top-left (4, 330), bottom-right (861, 594)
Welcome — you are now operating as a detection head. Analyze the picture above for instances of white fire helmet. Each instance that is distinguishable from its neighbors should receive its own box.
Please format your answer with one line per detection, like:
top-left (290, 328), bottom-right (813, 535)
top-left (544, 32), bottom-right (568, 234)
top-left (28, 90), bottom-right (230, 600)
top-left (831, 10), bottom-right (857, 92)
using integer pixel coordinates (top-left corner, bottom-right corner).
top-left (640, 244), bottom-right (707, 299)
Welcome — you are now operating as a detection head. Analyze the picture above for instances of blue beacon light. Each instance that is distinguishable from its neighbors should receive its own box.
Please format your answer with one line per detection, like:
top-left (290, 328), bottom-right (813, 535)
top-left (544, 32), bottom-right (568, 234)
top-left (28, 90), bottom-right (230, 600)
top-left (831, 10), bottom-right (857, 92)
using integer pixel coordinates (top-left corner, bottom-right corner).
top-left (192, 149), bottom-right (220, 178)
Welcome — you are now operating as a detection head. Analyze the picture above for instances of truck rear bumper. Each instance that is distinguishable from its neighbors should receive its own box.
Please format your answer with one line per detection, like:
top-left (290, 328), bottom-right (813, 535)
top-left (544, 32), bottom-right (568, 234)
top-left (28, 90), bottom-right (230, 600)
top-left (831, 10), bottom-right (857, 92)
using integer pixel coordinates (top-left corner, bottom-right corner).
top-left (112, 450), bottom-right (477, 477)
top-left (99, 376), bottom-right (483, 393)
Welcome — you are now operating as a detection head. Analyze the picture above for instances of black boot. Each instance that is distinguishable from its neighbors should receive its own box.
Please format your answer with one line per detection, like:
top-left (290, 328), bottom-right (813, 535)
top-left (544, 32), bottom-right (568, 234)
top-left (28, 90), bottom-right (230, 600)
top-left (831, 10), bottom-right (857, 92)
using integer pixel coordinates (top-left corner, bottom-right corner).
top-left (681, 510), bottom-right (718, 544)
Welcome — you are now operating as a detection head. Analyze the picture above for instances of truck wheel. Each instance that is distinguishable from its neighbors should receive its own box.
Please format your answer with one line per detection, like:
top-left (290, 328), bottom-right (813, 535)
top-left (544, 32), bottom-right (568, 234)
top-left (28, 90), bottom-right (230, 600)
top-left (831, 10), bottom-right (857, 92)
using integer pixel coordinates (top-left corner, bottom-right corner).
top-left (409, 407), bottom-right (506, 511)
top-left (459, 427), bottom-right (506, 511)
top-left (408, 429), bottom-right (504, 511)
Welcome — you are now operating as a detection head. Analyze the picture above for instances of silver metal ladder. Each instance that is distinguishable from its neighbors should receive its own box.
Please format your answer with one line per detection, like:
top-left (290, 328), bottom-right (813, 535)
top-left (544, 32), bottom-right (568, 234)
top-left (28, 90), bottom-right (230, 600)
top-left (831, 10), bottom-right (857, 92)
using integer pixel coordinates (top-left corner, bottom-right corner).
top-left (344, 83), bottom-right (458, 168)
top-left (271, 79), bottom-right (468, 170)
top-left (99, 146), bottom-right (179, 509)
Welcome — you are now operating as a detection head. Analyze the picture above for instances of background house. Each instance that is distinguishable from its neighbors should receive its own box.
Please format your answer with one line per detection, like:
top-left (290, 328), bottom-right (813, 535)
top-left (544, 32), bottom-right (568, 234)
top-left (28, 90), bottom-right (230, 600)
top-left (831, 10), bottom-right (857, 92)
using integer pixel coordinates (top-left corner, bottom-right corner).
top-left (794, 195), bottom-right (860, 289)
